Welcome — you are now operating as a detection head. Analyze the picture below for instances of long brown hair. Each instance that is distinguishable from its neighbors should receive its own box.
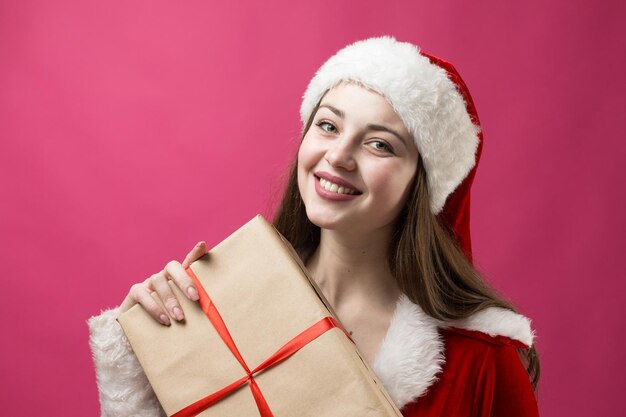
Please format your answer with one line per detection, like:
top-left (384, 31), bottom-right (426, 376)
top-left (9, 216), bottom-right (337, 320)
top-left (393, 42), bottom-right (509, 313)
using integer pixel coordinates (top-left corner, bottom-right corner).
top-left (273, 97), bottom-right (540, 390)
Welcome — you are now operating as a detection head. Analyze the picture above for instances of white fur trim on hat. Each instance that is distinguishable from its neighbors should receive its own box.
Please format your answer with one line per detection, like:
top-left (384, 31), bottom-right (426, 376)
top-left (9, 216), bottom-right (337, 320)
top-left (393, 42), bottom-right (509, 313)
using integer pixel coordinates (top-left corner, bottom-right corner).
top-left (300, 36), bottom-right (480, 214)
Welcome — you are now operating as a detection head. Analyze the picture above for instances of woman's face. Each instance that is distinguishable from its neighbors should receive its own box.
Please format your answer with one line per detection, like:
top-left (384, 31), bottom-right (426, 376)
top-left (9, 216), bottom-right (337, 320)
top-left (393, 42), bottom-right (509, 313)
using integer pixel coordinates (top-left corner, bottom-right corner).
top-left (297, 81), bottom-right (419, 236)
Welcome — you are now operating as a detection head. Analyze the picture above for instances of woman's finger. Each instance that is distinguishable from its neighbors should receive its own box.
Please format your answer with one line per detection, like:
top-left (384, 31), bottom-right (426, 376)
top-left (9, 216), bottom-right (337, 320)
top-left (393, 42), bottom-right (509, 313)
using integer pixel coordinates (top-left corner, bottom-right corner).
top-left (150, 271), bottom-right (185, 321)
top-left (182, 241), bottom-right (207, 268)
top-left (118, 276), bottom-right (151, 315)
top-left (165, 260), bottom-right (200, 301)
top-left (131, 283), bottom-right (171, 325)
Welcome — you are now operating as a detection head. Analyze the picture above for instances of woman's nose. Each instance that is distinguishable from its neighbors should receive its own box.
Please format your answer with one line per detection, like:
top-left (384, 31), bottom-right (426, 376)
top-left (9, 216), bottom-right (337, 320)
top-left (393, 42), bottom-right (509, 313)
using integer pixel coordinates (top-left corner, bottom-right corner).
top-left (325, 137), bottom-right (357, 171)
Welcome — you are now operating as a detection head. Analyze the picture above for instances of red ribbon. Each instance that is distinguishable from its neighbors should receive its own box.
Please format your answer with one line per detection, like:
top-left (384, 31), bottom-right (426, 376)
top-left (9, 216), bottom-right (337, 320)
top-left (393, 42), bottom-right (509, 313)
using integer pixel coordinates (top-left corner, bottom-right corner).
top-left (171, 267), bottom-right (351, 417)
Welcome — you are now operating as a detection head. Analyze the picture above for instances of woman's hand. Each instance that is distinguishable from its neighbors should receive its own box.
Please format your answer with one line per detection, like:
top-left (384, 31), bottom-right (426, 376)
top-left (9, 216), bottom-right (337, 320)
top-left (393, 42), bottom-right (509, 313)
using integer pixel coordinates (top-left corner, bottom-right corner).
top-left (118, 241), bottom-right (207, 325)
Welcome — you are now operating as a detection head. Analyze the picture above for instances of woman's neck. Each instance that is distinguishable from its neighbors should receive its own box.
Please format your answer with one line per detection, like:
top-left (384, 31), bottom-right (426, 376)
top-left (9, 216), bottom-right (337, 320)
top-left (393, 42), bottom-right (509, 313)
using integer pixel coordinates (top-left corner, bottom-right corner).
top-left (304, 226), bottom-right (402, 311)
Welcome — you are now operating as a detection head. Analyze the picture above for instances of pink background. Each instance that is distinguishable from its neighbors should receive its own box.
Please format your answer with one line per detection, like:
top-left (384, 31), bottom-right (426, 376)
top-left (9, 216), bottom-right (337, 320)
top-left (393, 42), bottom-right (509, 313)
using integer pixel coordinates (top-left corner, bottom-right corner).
top-left (1, 1), bottom-right (624, 415)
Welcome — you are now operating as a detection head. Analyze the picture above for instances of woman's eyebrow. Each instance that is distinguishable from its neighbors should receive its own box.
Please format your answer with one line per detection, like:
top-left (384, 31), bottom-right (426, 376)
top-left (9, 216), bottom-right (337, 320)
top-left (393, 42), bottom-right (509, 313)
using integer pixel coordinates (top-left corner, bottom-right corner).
top-left (318, 104), bottom-right (409, 146)
top-left (366, 124), bottom-right (408, 146)
top-left (318, 104), bottom-right (344, 118)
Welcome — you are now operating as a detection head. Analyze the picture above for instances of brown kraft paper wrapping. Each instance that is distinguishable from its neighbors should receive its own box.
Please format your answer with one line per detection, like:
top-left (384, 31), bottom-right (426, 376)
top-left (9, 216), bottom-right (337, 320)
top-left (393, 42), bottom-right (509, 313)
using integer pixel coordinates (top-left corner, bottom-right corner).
top-left (117, 215), bottom-right (403, 417)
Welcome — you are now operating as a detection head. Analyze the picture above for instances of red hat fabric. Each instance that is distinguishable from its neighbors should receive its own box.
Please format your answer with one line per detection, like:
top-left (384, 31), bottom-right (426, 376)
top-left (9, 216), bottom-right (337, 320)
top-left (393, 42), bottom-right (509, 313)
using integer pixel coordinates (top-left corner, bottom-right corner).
top-left (420, 51), bottom-right (483, 262)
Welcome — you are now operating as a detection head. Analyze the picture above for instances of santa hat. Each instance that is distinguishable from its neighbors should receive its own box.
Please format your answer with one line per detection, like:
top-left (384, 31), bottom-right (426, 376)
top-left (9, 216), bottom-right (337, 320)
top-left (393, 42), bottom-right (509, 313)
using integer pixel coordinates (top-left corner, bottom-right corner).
top-left (300, 36), bottom-right (483, 261)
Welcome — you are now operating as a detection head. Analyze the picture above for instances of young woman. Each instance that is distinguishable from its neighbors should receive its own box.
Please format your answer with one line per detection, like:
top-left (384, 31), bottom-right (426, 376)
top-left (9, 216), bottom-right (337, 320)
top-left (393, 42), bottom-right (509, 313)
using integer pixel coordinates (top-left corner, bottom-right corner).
top-left (89, 36), bottom-right (540, 416)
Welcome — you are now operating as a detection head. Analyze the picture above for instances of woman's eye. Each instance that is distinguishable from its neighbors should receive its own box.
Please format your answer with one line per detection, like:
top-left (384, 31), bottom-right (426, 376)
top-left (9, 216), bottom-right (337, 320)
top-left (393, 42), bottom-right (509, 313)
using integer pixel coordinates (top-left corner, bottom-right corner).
top-left (317, 121), bottom-right (337, 133)
top-left (369, 140), bottom-right (394, 154)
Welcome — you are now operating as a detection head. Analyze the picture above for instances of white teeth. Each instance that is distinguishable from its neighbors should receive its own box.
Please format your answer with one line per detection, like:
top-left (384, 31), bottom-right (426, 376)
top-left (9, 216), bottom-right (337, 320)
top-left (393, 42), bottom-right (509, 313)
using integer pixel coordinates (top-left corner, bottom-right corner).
top-left (318, 177), bottom-right (357, 195)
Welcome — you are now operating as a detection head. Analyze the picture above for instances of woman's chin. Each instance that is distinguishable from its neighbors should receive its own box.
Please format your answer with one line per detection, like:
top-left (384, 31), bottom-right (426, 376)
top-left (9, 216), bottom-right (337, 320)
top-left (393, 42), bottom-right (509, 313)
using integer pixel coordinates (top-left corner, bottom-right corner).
top-left (305, 209), bottom-right (348, 231)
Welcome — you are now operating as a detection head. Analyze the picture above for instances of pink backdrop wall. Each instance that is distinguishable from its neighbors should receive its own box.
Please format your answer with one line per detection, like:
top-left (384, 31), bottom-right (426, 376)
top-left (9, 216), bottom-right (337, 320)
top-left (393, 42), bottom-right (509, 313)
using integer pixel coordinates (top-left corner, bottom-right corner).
top-left (1, 1), bottom-right (624, 415)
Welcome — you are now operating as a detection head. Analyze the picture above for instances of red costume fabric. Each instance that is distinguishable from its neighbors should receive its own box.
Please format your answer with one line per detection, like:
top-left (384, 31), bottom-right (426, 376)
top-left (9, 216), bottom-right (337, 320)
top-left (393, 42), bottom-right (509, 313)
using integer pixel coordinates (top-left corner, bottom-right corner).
top-left (401, 328), bottom-right (539, 417)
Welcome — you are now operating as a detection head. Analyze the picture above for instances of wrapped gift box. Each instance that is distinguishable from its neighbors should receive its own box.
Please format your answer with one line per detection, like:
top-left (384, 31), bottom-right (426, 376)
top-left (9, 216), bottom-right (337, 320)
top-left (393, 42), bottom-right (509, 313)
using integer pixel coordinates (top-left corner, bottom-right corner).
top-left (117, 215), bottom-right (402, 417)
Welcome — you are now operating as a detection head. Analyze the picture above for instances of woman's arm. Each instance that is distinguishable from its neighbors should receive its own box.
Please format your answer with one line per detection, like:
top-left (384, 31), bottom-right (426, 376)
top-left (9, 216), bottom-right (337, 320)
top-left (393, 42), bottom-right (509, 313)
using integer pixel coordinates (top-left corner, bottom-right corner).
top-left (88, 307), bottom-right (166, 417)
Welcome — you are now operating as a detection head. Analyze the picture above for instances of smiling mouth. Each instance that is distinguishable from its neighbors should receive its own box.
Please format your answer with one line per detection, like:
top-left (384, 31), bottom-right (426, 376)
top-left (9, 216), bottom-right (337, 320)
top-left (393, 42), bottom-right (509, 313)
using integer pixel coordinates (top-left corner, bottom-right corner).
top-left (316, 176), bottom-right (361, 195)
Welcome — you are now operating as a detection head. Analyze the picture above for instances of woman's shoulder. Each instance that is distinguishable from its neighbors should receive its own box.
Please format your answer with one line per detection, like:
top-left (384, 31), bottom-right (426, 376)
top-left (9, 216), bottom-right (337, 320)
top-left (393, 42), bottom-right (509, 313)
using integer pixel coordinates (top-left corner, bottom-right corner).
top-left (398, 307), bottom-right (539, 417)
top-left (436, 306), bottom-right (536, 390)
top-left (438, 326), bottom-right (530, 378)
top-left (437, 307), bottom-right (537, 397)
top-left (372, 296), bottom-right (537, 412)
top-left (402, 326), bottom-right (538, 417)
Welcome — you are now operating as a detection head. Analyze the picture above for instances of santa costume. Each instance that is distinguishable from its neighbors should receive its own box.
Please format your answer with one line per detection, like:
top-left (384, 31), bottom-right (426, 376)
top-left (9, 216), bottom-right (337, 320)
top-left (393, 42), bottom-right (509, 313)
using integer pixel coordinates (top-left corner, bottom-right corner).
top-left (88, 36), bottom-right (539, 416)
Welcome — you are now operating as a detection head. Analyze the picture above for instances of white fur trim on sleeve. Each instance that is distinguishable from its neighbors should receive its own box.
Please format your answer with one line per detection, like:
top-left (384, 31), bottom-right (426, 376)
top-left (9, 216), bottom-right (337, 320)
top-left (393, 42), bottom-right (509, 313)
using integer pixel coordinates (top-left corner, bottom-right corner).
top-left (87, 307), bottom-right (166, 417)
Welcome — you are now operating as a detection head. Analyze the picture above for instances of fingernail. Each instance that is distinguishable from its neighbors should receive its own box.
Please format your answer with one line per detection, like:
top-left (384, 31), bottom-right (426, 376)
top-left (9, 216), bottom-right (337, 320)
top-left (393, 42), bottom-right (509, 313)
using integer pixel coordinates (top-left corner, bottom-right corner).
top-left (172, 307), bottom-right (184, 320)
top-left (159, 314), bottom-right (170, 326)
top-left (196, 241), bottom-right (205, 247)
top-left (187, 286), bottom-right (199, 301)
